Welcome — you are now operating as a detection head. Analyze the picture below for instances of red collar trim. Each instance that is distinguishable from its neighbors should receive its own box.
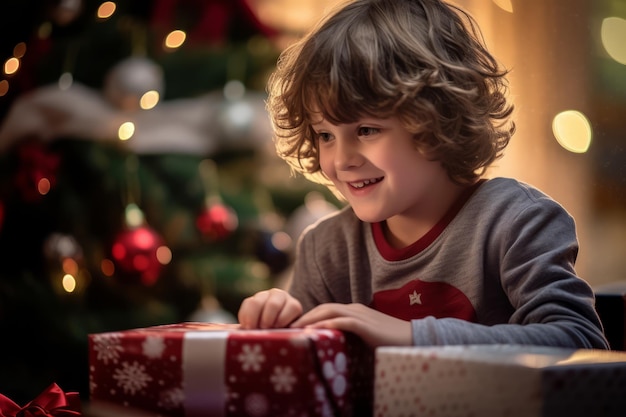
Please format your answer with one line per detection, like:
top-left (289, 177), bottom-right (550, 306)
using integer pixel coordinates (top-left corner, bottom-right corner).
top-left (372, 180), bottom-right (484, 261)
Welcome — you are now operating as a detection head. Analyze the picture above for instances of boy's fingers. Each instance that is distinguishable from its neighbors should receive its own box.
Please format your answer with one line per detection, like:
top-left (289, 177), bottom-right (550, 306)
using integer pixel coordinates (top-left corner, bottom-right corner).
top-left (259, 290), bottom-right (287, 328)
top-left (238, 290), bottom-right (271, 328)
top-left (239, 289), bottom-right (302, 329)
top-left (277, 298), bottom-right (304, 327)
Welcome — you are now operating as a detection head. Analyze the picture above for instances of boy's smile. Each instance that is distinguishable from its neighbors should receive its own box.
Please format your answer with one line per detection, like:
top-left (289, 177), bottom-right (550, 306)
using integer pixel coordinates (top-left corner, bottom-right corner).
top-left (348, 176), bottom-right (384, 190)
top-left (314, 115), bottom-right (464, 247)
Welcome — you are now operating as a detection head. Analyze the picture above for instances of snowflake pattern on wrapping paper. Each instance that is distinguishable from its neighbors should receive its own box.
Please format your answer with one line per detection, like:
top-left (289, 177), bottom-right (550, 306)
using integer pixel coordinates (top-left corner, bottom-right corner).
top-left (113, 361), bottom-right (153, 395)
top-left (244, 392), bottom-right (269, 417)
top-left (143, 335), bottom-right (166, 359)
top-left (238, 343), bottom-right (266, 372)
top-left (90, 325), bottom-right (363, 417)
top-left (314, 383), bottom-right (334, 417)
top-left (322, 351), bottom-right (347, 396)
top-left (157, 387), bottom-right (184, 410)
top-left (270, 366), bottom-right (297, 393)
top-left (92, 332), bottom-right (124, 364)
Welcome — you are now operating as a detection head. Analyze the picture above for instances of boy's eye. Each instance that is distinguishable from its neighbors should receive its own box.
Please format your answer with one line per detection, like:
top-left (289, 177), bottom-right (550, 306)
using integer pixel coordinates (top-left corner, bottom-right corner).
top-left (316, 132), bottom-right (332, 143)
top-left (358, 127), bottom-right (378, 136)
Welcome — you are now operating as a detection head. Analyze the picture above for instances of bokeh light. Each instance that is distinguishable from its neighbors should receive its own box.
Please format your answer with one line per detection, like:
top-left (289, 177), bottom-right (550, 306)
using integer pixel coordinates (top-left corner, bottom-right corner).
top-left (38, 178), bottom-right (51, 195)
top-left (101, 259), bottom-right (115, 276)
top-left (97, 2), bottom-right (116, 19)
top-left (552, 110), bottom-right (592, 153)
top-left (492, 0), bottom-right (513, 13)
top-left (58, 72), bottom-right (73, 90)
top-left (0, 80), bottom-right (8, 97)
top-left (62, 274), bottom-right (77, 293)
top-left (601, 16), bottom-right (626, 65)
top-left (140, 90), bottom-right (160, 109)
top-left (164, 30), bottom-right (186, 50)
top-left (4, 57), bottom-right (20, 75)
top-left (62, 258), bottom-right (79, 275)
top-left (13, 42), bottom-right (26, 58)
top-left (156, 246), bottom-right (172, 265)
top-left (118, 121), bottom-right (135, 140)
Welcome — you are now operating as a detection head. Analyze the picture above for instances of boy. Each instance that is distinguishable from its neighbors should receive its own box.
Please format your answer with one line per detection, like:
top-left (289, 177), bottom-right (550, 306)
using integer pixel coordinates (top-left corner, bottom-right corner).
top-left (238, 0), bottom-right (608, 349)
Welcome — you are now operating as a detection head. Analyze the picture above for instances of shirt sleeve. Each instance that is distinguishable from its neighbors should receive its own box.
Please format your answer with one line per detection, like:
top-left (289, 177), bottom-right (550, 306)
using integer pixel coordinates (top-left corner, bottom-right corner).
top-left (411, 194), bottom-right (609, 350)
top-left (287, 224), bottom-right (336, 313)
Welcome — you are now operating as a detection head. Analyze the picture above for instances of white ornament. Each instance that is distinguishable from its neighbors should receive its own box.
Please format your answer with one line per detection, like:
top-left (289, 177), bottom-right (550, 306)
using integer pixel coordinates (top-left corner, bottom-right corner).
top-left (104, 56), bottom-right (165, 111)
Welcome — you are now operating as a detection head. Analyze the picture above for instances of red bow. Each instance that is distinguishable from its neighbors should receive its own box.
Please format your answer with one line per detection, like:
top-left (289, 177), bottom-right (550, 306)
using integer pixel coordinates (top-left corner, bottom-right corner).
top-left (0, 383), bottom-right (81, 417)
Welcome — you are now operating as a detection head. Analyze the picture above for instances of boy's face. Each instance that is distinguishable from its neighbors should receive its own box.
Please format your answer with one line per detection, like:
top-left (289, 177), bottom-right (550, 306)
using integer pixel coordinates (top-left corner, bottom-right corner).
top-left (313, 115), bottom-right (453, 226)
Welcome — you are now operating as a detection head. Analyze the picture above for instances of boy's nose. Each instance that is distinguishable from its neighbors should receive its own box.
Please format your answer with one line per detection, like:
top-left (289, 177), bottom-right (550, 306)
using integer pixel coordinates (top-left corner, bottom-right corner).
top-left (334, 137), bottom-right (362, 170)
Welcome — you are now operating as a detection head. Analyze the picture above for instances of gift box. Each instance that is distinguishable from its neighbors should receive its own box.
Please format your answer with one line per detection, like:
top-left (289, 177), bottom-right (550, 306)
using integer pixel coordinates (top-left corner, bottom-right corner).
top-left (88, 322), bottom-right (373, 417)
top-left (594, 281), bottom-right (626, 350)
top-left (374, 345), bottom-right (626, 417)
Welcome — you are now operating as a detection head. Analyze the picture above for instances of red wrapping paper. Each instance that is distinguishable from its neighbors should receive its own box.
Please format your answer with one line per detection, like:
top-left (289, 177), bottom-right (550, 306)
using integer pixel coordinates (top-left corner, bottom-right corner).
top-left (88, 322), bottom-right (372, 417)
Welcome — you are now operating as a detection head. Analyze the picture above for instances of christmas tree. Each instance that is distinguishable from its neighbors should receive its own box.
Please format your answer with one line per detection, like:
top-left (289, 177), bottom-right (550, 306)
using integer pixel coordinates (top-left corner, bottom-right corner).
top-left (0, 0), bottom-right (340, 403)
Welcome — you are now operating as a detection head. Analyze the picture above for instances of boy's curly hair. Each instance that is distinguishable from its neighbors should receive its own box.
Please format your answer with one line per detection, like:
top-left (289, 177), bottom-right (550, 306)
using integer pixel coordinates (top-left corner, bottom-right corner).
top-left (266, 0), bottom-right (515, 189)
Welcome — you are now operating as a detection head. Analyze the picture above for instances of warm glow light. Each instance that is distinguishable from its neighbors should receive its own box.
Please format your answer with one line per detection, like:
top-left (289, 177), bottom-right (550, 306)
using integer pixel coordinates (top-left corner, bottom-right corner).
top-left (492, 0), bottom-right (513, 13)
top-left (62, 274), bottom-right (77, 293)
top-left (271, 231), bottom-right (292, 251)
top-left (97, 1), bottom-right (116, 19)
top-left (62, 257), bottom-right (79, 275)
top-left (164, 30), bottom-right (186, 49)
top-left (13, 42), bottom-right (26, 58)
top-left (140, 90), bottom-right (160, 109)
top-left (101, 259), bottom-right (115, 276)
top-left (118, 121), bottom-right (135, 140)
top-left (601, 17), bottom-right (626, 65)
top-left (4, 57), bottom-right (20, 75)
top-left (38, 178), bottom-right (51, 195)
top-left (125, 203), bottom-right (144, 228)
top-left (552, 110), bottom-right (592, 153)
top-left (156, 246), bottom-right (172, 265)
top-left (0, 80), bottom-right (8, 97)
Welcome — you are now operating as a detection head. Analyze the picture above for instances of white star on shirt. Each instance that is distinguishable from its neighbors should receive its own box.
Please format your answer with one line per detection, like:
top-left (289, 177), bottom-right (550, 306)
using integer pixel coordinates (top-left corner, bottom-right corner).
top-left (409, 290), bottom-right (422, 306)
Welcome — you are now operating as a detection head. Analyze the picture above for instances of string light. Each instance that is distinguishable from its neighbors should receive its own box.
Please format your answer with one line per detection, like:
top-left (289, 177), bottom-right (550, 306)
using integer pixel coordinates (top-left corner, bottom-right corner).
top-left (0, 80), bottom-right (8, 97)
top-left (118, 121), bottom-right (135, 140)
top-left (164, 30), bottom-right (186, 50)
top-left (97, 1), bottom-right (116, 19)
top-left (4, 57), bottom-right (20, 75)
top-left (140, 90), bottom-right (159, 109)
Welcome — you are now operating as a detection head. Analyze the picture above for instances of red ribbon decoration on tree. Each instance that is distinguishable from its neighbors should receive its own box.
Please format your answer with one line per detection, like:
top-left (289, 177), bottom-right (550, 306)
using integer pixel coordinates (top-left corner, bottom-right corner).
top-left (0, 383), bottom-right (81, 417)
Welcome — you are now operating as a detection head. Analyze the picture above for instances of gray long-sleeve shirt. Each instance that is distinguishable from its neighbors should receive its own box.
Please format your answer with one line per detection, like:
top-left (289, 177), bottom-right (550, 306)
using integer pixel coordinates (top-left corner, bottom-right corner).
top-left (288, 177), bottom-right (609, 349)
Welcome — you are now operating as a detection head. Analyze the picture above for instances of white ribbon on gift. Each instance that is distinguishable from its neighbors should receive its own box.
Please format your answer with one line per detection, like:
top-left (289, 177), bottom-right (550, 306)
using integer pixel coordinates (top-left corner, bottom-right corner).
top-left (182, 330), bottom-right (230, 417)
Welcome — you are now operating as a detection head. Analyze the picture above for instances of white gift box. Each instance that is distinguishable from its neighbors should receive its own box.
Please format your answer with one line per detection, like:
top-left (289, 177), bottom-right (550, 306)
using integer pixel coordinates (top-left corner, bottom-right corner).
top-left (375, 345), bottom-right (626, 417)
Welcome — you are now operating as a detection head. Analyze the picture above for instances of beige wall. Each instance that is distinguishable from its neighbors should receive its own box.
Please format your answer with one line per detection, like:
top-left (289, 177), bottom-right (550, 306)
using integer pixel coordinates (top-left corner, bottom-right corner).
top-left (461, 0), bottom-right (626, 286)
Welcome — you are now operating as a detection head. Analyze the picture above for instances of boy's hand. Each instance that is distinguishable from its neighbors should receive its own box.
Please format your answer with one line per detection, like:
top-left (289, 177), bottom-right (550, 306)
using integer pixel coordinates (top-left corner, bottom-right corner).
top-left (238, 288), bottom-right (303, 329)
top-left (290, 303), bottom-right (412, 348)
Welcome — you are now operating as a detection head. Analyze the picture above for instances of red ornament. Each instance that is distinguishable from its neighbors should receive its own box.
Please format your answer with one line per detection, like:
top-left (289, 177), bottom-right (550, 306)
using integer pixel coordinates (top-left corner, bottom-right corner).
top-left (111, 224), bottom-right (166, 286)
top-left (196, 201), bottom-right (238, 241)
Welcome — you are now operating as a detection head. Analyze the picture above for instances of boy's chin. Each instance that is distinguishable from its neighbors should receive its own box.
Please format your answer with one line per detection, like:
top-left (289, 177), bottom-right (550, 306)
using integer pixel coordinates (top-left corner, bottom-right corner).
top-left (352, 208), bottom-right (386, 224)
